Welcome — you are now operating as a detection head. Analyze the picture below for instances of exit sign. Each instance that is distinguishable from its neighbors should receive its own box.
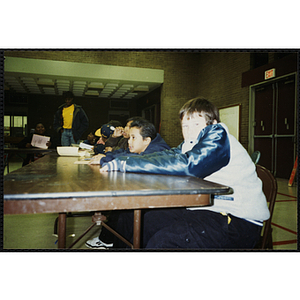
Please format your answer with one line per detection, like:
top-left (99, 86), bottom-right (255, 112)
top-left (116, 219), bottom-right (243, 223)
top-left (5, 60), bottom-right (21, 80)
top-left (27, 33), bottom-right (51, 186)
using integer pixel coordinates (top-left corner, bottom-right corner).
top-left (265, 68), bottom-right (276, 80)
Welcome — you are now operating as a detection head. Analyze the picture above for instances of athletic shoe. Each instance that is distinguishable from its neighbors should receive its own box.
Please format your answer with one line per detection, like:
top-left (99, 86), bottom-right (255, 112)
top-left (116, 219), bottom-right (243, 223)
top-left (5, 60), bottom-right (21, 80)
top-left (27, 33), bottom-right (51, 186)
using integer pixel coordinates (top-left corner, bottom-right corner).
top-left (85, 237), bottom-right (113, 249)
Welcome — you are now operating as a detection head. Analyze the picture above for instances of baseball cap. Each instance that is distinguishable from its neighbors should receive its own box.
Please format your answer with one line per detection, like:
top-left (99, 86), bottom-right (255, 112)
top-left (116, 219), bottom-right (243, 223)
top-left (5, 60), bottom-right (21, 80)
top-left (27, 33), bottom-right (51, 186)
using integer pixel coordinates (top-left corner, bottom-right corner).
top-left (95, 124), bottom-right (115, 138)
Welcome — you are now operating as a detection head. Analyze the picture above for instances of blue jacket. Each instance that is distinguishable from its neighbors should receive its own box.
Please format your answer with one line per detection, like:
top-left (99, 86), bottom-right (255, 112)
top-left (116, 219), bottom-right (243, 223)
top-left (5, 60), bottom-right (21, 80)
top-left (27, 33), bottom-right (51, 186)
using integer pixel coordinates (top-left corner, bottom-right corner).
top-left (53, 103), bottom-right (89, 142)
top-left (101, 133), bottom-right (170, 169)
top-left (113, 124), bottom-right (230, 178)
top-left (110, 123), bottom-right (270, 222)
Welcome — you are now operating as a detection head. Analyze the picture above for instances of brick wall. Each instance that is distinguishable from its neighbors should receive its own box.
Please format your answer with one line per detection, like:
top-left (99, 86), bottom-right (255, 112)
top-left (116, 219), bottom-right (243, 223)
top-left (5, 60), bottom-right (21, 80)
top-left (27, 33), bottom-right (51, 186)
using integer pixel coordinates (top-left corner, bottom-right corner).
top-left (196, 52), bottom-right (251, 148)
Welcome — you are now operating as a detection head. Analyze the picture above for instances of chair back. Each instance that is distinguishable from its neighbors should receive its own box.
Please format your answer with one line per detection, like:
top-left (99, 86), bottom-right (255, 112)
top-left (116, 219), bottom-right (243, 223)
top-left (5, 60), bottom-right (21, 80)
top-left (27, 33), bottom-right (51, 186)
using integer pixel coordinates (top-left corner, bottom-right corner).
top-left (251, 151), bottom-right (261, 164)
top-left (256, 164), bottom-right (278, 249)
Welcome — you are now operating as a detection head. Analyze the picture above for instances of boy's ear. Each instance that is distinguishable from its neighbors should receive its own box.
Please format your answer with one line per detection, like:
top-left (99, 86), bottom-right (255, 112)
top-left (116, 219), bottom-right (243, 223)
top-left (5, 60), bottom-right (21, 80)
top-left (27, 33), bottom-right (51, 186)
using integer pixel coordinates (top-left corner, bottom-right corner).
top-left (143, 137), bottom-right (151, 146)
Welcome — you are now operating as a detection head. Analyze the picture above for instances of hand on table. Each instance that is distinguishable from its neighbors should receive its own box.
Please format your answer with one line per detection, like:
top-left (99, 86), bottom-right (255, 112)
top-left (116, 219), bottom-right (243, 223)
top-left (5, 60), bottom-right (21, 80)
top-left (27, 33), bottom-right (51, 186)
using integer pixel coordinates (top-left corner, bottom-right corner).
top-left (100, 165), bottom-right (109, 172)
top-left (105, 147), bottom-right (112, 153)
top-left (88, 154), bottom-right (106, 165)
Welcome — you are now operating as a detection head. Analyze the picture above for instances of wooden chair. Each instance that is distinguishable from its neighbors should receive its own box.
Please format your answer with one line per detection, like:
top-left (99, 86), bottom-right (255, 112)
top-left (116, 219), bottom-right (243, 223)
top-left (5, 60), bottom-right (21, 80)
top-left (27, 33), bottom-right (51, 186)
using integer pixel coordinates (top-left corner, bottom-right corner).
top-left (255, 165), bottom-right (278, 249)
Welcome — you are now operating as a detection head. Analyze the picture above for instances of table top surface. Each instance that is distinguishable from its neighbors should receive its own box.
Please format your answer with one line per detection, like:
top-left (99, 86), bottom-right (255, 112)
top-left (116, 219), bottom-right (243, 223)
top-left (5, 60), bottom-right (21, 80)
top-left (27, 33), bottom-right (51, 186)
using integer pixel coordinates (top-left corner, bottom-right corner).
top-left (4, 154), bottom-right (232, 200)
top-left (4, 148), bottom-right (56, 154)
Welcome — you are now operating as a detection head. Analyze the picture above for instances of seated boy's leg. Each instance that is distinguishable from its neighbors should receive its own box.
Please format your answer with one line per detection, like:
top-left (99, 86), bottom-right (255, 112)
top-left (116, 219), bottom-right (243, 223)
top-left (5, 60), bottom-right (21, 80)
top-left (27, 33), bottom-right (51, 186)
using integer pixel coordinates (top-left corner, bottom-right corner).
top-left (225, 214), bottom-right (262, 249)
top-left (144, 210), bottom-right (261, 249)
top-left (142, 208), bottom-right (187, 248)
top-left (113, 210), bottom-right (134, 248)
top-left (99, 211), bottom-right (120, 244)
top-left (113, 209), bottom-right (151, 248)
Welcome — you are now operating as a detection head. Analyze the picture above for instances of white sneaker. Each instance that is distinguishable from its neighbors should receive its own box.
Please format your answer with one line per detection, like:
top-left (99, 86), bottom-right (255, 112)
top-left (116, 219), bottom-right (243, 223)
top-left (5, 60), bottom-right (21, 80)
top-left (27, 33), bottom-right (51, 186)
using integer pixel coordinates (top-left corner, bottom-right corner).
top-left (85, 237), bottom-right (113, 249)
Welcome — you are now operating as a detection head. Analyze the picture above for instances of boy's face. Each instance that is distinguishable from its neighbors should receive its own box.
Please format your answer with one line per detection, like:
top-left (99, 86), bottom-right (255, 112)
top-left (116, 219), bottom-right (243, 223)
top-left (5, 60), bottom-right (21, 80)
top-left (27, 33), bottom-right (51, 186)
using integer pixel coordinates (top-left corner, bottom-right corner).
top-left (65, 97), bottom-right (73, 107)
top-left (128, 127), bottom-right (150, 154)
top-left (35, 123), bottom-right (46, 135)
top-left (181, 112), bottom-right (207, 141)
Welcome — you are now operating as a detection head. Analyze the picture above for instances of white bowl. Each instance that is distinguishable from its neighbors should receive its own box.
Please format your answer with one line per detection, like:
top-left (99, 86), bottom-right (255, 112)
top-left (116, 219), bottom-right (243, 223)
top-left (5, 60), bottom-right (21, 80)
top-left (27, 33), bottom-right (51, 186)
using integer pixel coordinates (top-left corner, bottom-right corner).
top-left (57, 146), bottom-right (80, 156)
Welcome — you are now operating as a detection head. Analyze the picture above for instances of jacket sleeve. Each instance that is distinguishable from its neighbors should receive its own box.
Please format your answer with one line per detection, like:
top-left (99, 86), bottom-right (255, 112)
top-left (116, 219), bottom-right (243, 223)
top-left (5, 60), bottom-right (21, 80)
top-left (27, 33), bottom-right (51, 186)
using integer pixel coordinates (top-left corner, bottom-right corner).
top-left (76, 108), bottom-right (89, 139)
top-left (53, 109), bottom-right (62, 133)
top-left (100, 148), bottom-right (135, 164)
top-left (115, 124), bottom-right (231, 178)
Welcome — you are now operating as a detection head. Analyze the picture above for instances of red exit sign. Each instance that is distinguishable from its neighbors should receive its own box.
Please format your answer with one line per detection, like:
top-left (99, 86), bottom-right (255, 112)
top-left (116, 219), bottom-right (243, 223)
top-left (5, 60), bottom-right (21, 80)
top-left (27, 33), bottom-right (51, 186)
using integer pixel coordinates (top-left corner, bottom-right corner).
top-left (265, 68), bottom-right (276, 80)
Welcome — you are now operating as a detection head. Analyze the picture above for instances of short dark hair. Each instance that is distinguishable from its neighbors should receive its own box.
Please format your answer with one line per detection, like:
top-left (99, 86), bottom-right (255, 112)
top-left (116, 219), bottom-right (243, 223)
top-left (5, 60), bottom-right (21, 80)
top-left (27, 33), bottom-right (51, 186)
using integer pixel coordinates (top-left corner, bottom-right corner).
top-left (130, 118), bottom-right (156, 141)
top-left (179, 97), bottom-right (220, 125)
top-left (35, 123), bottom-right (45, 129)
top-left (126, 116), bottom-right (144, 123)
top-left (63, 91), bottom-right (74, 99)
top-left (108, 119), bottom-right (122, 128)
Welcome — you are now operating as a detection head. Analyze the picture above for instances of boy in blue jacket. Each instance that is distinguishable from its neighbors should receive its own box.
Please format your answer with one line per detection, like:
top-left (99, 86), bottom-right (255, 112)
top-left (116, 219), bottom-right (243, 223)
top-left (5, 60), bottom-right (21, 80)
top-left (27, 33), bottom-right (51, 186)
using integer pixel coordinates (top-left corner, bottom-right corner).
top-left (100, 97), bottom-right (270, 249)
top-left (85, 118), bottom-right (170, 248)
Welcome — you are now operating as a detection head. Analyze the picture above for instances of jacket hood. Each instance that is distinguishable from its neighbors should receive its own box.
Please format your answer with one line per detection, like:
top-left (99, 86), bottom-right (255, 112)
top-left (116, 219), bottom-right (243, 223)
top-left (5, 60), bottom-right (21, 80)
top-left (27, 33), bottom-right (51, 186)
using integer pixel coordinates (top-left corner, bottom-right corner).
top-left (142, 133), bottom-right (170, 154)
top-left (58, 103), bottom-right (81, 109)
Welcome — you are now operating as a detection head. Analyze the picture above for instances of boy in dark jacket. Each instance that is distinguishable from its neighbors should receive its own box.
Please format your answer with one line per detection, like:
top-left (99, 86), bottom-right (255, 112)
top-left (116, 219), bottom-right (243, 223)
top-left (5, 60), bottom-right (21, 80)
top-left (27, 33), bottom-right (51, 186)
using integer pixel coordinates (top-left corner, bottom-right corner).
top-left (85, 118), bottom-right (170, 249)
top-left (88, 116), bottom-right (143, 164)
top-left (98, 97), bottom-right (269, 250)
top-left (53, 91), bottom-right (89, 146)
top-left (99, 118), bottom-right (170, 170)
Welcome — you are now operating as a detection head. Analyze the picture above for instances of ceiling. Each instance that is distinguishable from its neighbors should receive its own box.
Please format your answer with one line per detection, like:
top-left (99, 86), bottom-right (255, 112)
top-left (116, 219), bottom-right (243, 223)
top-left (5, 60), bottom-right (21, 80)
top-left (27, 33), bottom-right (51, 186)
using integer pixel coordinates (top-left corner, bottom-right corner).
top-left (4, 57), bottom-right (164, 100)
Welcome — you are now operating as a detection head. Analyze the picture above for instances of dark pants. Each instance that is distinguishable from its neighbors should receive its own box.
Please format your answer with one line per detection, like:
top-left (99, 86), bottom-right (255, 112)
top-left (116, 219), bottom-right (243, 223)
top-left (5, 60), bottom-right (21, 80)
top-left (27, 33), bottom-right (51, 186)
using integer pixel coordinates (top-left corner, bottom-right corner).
top-left (113, 210), bottom-right (148, 248)
top-left (142, 208), bottom-right (261, 249)
top-left (99, 210), bottom-right (144, 248)
top-left (99, 211), bottom-right (121, 244)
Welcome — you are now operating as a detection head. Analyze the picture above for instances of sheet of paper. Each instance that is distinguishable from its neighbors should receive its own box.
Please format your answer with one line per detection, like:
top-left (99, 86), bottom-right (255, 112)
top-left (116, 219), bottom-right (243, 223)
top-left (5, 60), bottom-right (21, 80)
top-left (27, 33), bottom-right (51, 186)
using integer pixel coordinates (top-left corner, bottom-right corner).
top-left (31, 134), bottom-right (50, 149)
top-left (79, 142), bottom-right (94, 150)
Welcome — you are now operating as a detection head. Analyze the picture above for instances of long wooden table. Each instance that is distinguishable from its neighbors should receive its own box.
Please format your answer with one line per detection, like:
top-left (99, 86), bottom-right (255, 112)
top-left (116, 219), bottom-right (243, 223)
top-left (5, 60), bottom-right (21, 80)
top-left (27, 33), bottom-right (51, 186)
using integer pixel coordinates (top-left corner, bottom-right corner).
top-left (4, 154), bottom-right (233, 249)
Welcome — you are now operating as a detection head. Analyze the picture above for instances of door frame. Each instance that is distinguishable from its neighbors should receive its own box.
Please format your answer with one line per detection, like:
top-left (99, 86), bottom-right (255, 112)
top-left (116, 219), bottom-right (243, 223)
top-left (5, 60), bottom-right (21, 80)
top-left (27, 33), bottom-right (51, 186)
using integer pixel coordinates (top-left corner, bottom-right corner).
top-left (248, 72), bottom-right (297, 153)
top-left (248, 72), bottom-right (297, 174)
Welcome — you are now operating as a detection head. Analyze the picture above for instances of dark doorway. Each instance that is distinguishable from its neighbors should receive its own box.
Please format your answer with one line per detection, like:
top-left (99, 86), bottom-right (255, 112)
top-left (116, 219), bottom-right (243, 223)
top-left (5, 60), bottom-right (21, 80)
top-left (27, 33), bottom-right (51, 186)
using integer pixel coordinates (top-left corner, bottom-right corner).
top-left (253, 75), bottom-right (296, 178)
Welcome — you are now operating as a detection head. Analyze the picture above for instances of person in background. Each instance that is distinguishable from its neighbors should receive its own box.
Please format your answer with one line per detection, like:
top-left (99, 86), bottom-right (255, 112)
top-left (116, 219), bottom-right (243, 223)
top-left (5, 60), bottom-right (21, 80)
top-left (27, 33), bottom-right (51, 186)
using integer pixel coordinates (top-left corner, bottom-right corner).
top-left (83, 132), bottom-right (97, 146)
top-left (85, 118), bottom-right (170, 249)
top-left (17, 123), bottom-right (53, 166)
top-left (100, 97), bottom-right (270, 250)
top-left (93, 124), bottom-right (116, 154)
top-left (53, 91), bottom-right (89, 146)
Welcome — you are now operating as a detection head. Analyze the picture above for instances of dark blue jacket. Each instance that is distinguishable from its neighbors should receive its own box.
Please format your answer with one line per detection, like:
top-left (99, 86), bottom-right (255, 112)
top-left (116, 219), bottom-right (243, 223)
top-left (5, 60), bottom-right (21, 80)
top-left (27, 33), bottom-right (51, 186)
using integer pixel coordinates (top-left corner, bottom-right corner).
top-left (113, 124), bottom-right (230, 178)
top-left (101, 133), bottom-right (170, 167)
top-left (53, 103), bottom-right (89, 142)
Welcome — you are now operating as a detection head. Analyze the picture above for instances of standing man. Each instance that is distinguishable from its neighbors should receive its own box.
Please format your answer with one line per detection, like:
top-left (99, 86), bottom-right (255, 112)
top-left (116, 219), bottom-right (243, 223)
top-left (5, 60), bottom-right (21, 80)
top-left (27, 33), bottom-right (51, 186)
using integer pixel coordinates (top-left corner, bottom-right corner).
top-left (53, 91), bottom-right (89, 146)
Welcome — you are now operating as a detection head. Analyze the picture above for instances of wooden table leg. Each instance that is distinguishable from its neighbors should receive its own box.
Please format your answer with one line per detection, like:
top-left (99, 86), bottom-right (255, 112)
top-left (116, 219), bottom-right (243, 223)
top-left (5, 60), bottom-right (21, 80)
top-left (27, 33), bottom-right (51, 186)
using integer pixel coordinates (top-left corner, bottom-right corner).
top-left (58, 212), bottom-right (67, 249)
top-left (133, 209), bottom-right (142, 249)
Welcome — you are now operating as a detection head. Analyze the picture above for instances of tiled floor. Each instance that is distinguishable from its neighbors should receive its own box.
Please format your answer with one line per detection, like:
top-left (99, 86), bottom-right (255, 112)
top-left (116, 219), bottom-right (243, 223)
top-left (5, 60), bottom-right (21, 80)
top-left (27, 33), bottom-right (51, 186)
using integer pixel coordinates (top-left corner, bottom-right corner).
top-left (272, 178), bottom-right (297, 250)
top-left (3, 157), bottom-right (298, 250)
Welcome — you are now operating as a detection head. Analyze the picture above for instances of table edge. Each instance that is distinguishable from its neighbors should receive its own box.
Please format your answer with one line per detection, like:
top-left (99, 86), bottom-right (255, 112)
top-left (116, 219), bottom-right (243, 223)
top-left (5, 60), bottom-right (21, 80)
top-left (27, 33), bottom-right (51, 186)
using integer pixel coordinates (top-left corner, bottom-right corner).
top-left (4, 187), bottom-right (233, 200)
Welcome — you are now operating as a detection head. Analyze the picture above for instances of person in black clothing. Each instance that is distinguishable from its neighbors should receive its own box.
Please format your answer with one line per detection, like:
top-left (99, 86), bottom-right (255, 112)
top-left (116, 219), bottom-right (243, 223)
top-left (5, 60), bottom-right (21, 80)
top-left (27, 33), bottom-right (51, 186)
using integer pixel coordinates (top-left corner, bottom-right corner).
top-left (53, 91), bottom-right (89, 146)
top-left (17, 123), bottom-right (53, 166)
